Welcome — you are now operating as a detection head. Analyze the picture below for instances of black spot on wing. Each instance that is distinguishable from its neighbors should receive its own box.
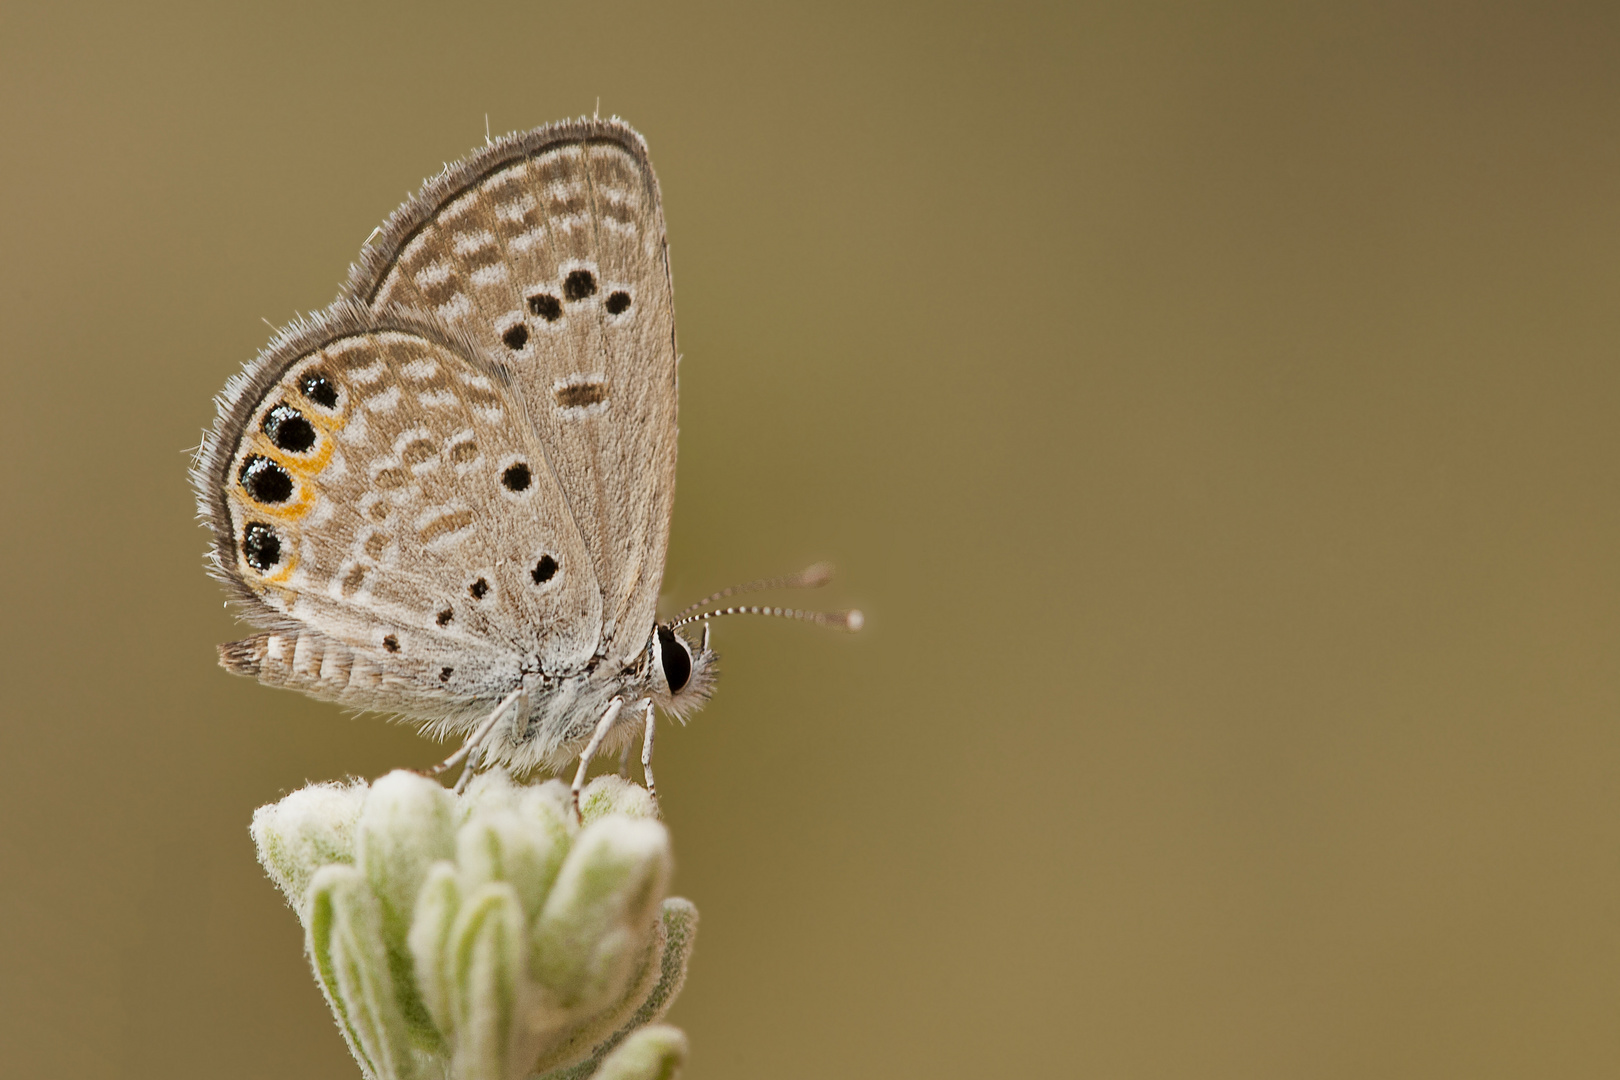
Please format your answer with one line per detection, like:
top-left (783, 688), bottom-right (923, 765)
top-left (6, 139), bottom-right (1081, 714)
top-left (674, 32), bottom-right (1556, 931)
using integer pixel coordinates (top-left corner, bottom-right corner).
top-left (239, 455), bottom-right (293, 504)
top-left (262, 404), bottom-right (316, 453)
top-left (502, 462), bottom-right (531, 491)
top-left (527, 293), bottom-right (562, 321)
top-left (241, 522), bottom-right (281, 571)
top-left (299, 371), bottom-right (339, 409)
top-left (563, 269), bottom-right (596, 301)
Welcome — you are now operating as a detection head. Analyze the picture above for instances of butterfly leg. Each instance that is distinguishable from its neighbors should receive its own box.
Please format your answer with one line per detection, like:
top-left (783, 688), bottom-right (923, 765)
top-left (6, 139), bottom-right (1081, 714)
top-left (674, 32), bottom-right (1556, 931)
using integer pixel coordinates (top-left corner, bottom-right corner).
top-left (423, 686), bottom-right (526, 787)
top-left (571, 696), bottom-right (625, 822)
top-left (640, 700), bottom-right (658, 803)
top-left (457, 687), bottom-right (530, 793)
top-left (617, 738), bottom-right (633, 778)
top-left (452, 752), bottom-right (482, 794)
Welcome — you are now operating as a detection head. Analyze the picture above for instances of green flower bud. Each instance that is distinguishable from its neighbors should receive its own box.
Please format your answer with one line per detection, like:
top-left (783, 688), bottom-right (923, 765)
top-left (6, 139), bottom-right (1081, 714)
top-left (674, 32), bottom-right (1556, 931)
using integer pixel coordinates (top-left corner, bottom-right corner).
top-left (307, 865), bottom-right (423, 1080)
top-left (529, 817), bottom-right (672, 1013)
top-left (446, 882), bottom-right (526, 1080)
top-left (251, 779), bottom-right (367, 914)
top-left (407, 863), bottom-right (461, 1037)
top-left (577, 775), bottom-right (661, 823)
top-left (357, 771), bottom-right (459, 1050)
top-left (533, 900), bottom-right (698, 1079)
top-left (590, 1025), bottom-right (688, 1080)
top-left (455, 807), bottom-right (570, 925)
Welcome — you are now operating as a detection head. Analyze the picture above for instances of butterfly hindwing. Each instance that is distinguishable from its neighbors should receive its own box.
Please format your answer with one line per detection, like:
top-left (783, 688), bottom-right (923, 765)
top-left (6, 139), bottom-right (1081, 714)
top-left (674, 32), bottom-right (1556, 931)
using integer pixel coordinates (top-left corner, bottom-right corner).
top-left (346, 118), bottom-right (678, 670)
top-left (197, 304), bottom-right (603, 714)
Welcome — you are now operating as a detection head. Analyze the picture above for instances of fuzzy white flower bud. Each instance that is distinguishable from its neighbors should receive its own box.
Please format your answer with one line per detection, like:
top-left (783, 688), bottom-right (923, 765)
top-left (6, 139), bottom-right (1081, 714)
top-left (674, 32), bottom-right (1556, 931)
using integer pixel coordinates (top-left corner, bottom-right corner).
top-left (251, 769), bottom-right (696, 1080)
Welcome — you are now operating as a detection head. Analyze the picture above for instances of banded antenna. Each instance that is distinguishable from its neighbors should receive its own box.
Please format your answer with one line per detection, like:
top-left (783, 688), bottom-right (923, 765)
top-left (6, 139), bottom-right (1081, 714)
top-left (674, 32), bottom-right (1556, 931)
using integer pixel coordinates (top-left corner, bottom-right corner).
top-left (668, 563), bottom-right (863, 634)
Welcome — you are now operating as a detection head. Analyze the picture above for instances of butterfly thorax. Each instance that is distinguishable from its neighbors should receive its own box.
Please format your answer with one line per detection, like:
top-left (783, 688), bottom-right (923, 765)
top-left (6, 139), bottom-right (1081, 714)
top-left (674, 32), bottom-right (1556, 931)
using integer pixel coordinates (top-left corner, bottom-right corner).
top-left (497, 623), bottom-right (715, 772)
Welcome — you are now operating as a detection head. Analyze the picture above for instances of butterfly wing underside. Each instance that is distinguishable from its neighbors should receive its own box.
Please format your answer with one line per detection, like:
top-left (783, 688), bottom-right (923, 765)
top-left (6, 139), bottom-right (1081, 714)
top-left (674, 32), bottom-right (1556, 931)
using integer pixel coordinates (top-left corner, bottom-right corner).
top-left (198, 307), bottom-right (603, 719)
top-left (348, 119), bottom-right (679, 670)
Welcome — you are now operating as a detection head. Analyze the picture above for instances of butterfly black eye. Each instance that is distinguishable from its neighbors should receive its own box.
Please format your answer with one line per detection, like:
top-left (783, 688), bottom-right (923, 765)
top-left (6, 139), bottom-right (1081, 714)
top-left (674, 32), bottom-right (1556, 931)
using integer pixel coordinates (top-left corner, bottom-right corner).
top-left (502, 324), bottom-right (529, 350)
top-left (531, 555), bottom-right (558, 584)
top-left (241, 521), bottom-right (281, 571)
top-left (563, 269), bottom-right (596, 301)
top-left (469, 577), bottom-right (490, 600)
top-left (298, 370), bottom-right (339, 409)
top-left (262, 404), bottom-right (316, 453)
top-left (605, 291), bottom-right (631, 315)
top-left (239, 455), bottom-right (294, 504)
top-left (657, 625), bottom-right (692, 694)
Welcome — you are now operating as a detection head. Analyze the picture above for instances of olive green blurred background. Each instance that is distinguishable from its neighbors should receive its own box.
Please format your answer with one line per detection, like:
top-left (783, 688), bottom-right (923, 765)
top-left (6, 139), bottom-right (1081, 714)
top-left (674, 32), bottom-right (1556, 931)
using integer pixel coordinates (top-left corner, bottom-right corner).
top-left (2, 2), bottom-right (1617, 1077)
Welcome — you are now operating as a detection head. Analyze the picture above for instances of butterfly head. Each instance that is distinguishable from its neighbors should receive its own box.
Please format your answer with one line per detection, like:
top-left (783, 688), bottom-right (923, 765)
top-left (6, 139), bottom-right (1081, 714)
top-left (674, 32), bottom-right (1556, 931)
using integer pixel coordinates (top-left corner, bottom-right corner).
top-left (649, 623), bottom-right (716, 718)
top-left (648, 562), bottom-right (861, 721)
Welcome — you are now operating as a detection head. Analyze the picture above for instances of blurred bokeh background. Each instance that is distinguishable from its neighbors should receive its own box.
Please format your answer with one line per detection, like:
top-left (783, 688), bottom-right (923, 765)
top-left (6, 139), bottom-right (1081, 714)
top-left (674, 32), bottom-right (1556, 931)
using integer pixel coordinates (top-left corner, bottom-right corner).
top-left (2, 2), bottom-right (1617, 1077)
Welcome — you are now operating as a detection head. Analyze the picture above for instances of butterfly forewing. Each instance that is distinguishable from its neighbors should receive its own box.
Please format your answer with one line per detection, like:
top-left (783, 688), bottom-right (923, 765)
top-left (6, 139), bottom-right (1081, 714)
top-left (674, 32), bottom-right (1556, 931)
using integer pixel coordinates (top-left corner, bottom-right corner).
top-left (348, 120), bottom-right (678, 670)
top-left (206, 308), bottom-right (603, 708)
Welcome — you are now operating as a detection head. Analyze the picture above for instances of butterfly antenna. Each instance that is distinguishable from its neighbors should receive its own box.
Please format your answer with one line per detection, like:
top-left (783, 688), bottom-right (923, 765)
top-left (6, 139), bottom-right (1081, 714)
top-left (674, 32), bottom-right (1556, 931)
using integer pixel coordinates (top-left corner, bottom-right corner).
top-left (670, 604), bottom-right (863, 633)
top-left (670, 562), bottom-right (836, 622)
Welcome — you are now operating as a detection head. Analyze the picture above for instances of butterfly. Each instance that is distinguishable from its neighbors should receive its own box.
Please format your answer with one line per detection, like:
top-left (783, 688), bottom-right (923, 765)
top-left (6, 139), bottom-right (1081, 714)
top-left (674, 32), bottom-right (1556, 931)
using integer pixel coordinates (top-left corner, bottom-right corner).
top-left (193, 117), bottom-right (858, 812)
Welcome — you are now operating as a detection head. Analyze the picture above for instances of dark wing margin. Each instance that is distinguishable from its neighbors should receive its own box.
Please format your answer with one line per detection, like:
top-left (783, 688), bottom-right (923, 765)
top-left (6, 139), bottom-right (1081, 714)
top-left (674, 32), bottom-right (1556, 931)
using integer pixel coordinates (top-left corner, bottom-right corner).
top-left (343, 118), bottom-right (659, 307)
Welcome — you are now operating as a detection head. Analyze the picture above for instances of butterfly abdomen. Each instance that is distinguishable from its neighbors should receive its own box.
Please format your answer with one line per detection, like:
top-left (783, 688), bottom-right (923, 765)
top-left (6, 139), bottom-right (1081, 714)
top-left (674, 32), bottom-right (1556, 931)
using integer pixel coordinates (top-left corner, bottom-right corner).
top-left (219, 631), bottom-right (387, 701)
